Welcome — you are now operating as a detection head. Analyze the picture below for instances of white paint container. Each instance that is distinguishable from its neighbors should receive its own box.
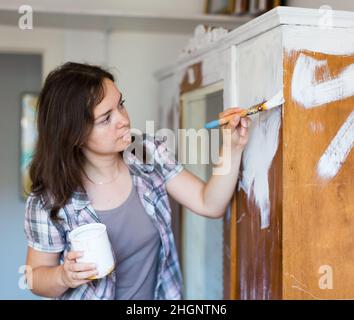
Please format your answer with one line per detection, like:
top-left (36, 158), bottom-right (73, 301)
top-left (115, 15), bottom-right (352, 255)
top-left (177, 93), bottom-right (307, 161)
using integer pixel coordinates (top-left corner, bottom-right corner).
top-left (69, 223), bottom-right (115, 279)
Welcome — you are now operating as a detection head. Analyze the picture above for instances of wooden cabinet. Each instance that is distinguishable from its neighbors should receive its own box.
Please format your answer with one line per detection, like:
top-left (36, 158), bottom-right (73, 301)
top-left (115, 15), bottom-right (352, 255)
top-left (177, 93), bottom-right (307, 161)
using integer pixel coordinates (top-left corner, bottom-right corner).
top-left (155, 7), bottom-right (354, 299)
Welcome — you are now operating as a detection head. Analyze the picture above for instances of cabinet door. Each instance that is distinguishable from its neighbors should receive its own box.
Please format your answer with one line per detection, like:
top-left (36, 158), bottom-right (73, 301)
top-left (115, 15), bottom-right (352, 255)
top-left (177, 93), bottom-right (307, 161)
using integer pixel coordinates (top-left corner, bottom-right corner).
top-left (283, 50), bottom-right (354, 300)
top-left (180, 84), bottom-right (225, 299)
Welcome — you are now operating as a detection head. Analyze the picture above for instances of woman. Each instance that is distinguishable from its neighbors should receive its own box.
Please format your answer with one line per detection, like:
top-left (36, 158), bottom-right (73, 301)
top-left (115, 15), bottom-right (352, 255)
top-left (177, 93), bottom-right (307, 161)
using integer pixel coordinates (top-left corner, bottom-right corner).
top-left (24, 62), bottom-right (250, 300)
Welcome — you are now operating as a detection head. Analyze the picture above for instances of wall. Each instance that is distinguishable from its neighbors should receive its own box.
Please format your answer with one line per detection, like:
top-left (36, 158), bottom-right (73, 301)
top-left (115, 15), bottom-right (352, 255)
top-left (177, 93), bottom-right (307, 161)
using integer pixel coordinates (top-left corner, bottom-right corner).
top-left (0, 4), bottom-right (192, 300)
top-left (3, 0), bottom-right (353, 15)
top-left (108, 30), bottom-right (189, 131)
top-left (0, 0), bottom-right (205, 15)
top-left (288, 0), bottom-right (354, 11)
top-left (0, 26), bottom-right (65, 83)
top-left (0, 26), bottom-right (109, 300)
top-left (0, 25), bottom-right (190, 131)
top-left (0, 53), bottom-right (42, 299)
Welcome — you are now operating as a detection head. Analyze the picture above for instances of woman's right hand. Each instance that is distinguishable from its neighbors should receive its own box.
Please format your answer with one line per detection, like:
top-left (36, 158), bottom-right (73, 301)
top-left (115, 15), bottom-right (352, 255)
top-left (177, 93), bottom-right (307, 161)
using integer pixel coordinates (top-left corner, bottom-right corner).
top-left (60, 251), bottom-right (98, 289)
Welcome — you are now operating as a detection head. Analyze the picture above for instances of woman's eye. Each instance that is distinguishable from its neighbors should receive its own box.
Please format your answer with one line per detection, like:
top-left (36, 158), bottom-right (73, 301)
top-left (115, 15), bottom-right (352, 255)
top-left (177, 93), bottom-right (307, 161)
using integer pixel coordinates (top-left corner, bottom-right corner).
top-left (119, 99), bottom-right (126, 108)
top-left (101, 114), bottom-right (111, 125)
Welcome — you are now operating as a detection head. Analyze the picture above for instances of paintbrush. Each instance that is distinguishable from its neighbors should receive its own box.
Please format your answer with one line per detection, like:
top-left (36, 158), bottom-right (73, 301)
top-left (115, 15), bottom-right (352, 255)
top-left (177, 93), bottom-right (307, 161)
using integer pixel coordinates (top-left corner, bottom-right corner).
top-left (204, 91), bottom-right (285, 129)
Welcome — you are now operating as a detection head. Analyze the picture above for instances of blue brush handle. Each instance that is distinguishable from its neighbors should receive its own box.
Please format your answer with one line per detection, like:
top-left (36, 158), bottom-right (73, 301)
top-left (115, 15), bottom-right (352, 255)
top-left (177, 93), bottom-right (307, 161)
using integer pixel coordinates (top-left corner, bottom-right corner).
top-left (204, 119), bottom-right (220, 129)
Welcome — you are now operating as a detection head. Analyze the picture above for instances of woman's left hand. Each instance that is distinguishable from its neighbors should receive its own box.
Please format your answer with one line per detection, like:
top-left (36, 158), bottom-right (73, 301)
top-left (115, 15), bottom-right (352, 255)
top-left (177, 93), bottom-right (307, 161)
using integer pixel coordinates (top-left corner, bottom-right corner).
top-left (221, 108), bottom-right (251, 151)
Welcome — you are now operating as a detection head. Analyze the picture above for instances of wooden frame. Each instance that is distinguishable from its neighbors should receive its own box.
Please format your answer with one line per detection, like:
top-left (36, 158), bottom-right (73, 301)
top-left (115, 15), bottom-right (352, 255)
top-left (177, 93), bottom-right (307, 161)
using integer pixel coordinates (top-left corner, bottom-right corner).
top-left (224, 193), bottom-right (238, 299)
top-left (235, 122), bottom-right (283, 299)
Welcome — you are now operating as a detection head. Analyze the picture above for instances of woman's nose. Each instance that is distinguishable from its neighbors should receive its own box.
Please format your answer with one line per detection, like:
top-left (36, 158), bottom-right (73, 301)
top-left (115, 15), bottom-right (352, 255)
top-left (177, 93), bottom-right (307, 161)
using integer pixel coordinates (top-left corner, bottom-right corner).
top-left (115, 113), bottom-right (129, 128)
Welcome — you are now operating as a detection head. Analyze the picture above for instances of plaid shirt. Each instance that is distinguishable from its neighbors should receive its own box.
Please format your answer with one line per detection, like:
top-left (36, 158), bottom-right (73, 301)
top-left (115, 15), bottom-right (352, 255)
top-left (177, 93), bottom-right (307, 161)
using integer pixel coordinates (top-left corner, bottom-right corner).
top-left (24, 134), bottom-right (184, 300)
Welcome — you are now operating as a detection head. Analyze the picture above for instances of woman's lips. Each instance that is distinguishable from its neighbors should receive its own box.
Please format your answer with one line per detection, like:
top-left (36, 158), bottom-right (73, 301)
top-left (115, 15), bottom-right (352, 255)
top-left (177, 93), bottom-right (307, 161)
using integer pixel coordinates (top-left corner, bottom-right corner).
top-left (122, 131), bottom-right (131, 141)
top-left (118, 129), bottom-right (130, 140)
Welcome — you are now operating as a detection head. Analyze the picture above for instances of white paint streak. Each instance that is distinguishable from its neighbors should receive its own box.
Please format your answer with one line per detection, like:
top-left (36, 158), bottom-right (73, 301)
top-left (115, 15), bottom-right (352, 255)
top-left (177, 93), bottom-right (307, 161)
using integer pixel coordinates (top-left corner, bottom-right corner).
top-left (238, 108), bottom-right (282, 229)
top-left (236, 27), bottom-right (283, 229)
top-left (317, 111), bottom-right (354, 180)
top-left (285, 273), bottom-right (307, 288)
top-left (284, 26), bottom-right (354, 56)
top-left (292, 54), bottom-right (354, 109)
top-left (309, 121), bottom-right (325, 133)
top-left (187, 67), bottom-right (195, 84)
top-left (291, 285), bottom-right (322, 300)
top-left (285, 272), bottom-right (322, 300)
top-left (236, 212), bottom-right (246, 224)
top-left (264, 90), bottom-right (285, 109)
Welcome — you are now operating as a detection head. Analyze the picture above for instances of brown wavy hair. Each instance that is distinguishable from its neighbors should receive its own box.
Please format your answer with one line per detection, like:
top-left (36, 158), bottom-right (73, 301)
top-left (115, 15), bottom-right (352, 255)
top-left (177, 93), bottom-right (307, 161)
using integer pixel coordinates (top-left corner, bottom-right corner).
top-left (29, 62), bottom-right (115, 221)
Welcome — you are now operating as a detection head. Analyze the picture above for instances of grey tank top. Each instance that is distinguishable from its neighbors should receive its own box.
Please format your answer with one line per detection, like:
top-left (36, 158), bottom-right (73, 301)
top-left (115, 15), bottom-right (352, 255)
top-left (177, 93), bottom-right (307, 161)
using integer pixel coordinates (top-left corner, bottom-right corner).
top-left (95, 182), bottom-right (161, 300)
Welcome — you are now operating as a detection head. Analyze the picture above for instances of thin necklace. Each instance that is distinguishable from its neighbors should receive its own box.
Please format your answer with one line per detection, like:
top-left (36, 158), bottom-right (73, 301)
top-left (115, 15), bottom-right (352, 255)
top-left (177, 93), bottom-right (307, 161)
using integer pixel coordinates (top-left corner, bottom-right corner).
top-left (85, 164), bottom-right (120, 185)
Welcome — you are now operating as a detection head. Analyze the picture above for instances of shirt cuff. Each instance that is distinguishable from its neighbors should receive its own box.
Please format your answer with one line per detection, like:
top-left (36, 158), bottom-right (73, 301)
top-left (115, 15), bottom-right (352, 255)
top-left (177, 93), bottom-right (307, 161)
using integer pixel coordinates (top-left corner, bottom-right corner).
top-left (164, 164), bottom-right (184, 184)
top-left (27, 241), bottom-right (65, 253)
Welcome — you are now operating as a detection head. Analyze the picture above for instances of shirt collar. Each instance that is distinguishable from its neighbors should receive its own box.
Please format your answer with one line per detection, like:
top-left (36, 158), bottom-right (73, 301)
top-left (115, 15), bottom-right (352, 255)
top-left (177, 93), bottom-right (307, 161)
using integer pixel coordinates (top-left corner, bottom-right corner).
top-left (124, 149), bottom-right (155, 174)
top-left (71, 190), bottom-right (90, 212)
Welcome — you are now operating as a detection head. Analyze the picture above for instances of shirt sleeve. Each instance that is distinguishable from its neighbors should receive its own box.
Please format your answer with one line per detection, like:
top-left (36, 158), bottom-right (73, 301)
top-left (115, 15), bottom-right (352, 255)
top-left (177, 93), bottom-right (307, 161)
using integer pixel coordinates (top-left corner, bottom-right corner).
top-left (153, 135), bottom-right (184, 184)
top-left (24, 194), bottom-right (65, 253)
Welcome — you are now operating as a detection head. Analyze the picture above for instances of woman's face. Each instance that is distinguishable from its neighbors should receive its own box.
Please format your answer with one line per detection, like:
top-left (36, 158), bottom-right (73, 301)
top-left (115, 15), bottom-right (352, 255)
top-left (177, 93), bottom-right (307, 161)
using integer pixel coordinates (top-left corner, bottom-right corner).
top-left (83, 78), bottom-right (131, 156)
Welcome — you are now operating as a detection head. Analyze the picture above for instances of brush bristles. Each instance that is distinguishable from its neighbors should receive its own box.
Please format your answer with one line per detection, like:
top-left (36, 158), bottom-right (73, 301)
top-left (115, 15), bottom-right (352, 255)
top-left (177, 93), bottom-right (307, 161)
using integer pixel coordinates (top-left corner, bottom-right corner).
top-left (264, 91), bottom-right (285, 110)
